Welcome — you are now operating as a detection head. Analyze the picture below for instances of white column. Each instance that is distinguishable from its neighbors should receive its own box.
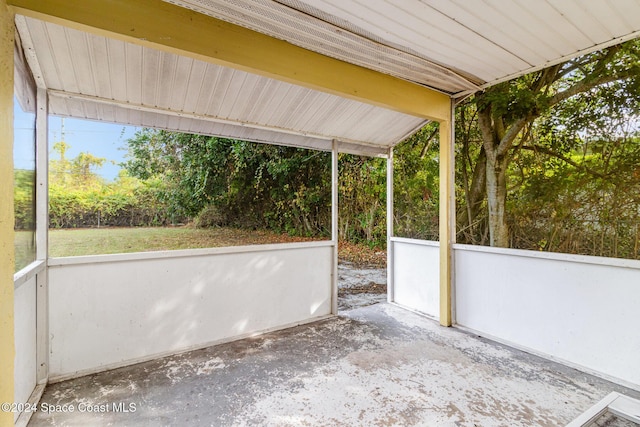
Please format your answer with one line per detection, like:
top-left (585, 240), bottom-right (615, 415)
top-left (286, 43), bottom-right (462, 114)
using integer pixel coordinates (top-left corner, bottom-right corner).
top-left (35, 89), bottom-right (48, 260)
top-left (331, 140), bottom-right (339, 314)
top-left (35, 87), bottom-right (48, 383)
top-left (386, 148), bottom-right (394, 303)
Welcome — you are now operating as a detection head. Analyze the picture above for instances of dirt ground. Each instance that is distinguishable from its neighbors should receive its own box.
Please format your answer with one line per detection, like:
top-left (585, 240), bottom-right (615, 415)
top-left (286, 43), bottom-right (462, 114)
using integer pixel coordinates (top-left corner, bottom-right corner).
top-left (336, 239), bottom-right (388, 311)
top-left (338, 261), bottom-right (387, 311)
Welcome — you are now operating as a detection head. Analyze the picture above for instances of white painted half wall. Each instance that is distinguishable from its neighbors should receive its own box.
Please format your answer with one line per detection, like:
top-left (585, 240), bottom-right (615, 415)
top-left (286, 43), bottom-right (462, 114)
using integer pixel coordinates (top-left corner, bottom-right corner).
top-left (391, 238), bottom-right (440, 319)
top-left (454, 244), bottom-right (640, 390)
top-left (14, 275), bottom-right (37, 423)
top-left (47, 242), bottom-right (333, 380)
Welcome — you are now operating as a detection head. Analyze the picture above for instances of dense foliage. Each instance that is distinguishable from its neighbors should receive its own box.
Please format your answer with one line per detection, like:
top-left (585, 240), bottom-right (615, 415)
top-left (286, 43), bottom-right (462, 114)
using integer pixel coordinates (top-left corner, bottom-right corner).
top-left (15, 168), bottom-right (36, 272)
top-left (457, 99), bottom-right (640, 258)
top-left (393, 124), bottom-right (440, 241)
top-left (464, 38), bottom-right (640, 247)
top-left (124, 133), bottom-right (332, 236)
top-left (120, 124), bottom-right (443, 247)
top-left (456, 38), bottom-right (640, 258)
top-left (14, 169), bottom-right (35, 230)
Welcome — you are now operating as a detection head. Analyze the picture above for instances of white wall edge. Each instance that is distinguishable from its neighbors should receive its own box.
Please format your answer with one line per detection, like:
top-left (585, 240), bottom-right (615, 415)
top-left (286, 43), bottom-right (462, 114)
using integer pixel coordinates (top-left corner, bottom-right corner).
top-left (331, 139), bottom-right (339, 315)
top-left (390, 302), bottom-right (440, 322)
top-left (453, 324), bottom-right (640, 393)
top-left (386, 147), bottom-right (394, 304)
top-left (48, 313), bottom-right (334, 384)
top-left (48, 240), bottom-right (334, 267)
top-left (14, 383), bottom-right (45, 427)
top-left (13, 260), bottom-right (45, 290)
top-left (565, 392), bottom-right (621, 427)
top-left (390, 237), bottom-right (440, 247)
top-left (453, 243), bottom-right (640, 270)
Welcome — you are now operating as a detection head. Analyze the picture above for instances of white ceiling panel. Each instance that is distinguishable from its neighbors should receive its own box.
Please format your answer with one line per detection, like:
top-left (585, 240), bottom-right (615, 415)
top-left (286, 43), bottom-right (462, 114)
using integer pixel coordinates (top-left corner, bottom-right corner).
top-left (163, 0), bottom-right (481, 92)
top-left (17, 15), bottom-right (427, 155)
top-left (165, 0), bottom-right (640, 94)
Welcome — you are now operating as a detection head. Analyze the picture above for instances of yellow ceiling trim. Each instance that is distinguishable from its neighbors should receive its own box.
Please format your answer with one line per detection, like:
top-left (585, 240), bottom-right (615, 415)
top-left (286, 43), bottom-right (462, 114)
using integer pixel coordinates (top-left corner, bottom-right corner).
top-left (8, 0), bottom-right (451, 121)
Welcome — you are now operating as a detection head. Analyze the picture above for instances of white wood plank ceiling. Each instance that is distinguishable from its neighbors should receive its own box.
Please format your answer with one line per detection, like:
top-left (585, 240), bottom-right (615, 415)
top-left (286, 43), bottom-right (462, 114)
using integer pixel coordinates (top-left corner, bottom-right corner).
top-left (168, 0), bottom-right (640, 95)
top-left (14, 0), bottom-right (640, 155)
top-left (16, 15), bottom-right (426, 156)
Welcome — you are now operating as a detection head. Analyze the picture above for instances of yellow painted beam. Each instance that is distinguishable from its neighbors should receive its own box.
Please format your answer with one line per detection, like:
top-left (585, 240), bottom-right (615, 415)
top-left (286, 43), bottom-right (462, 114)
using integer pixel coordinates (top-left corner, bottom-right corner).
top-left (7, 0), bottom-right (450, 121)
top-left (438, 106), bottom-right (454, 327)
top-left (0, 0), bottom-right (15, 422)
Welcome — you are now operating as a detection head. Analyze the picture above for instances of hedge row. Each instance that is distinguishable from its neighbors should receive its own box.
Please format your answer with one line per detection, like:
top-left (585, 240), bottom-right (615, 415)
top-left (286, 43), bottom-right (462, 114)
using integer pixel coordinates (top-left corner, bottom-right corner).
top-left (48, 184), bottom-right (183, 228)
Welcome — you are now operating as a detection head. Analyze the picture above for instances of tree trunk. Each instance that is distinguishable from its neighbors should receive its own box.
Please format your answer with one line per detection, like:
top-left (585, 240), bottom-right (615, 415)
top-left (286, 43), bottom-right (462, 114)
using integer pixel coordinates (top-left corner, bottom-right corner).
top-left (458, 147), bottom-right (487, 239)
top-left (478, 104), bottom-right (513, 248)
top-left (485, 153), bottom-right (509, 247)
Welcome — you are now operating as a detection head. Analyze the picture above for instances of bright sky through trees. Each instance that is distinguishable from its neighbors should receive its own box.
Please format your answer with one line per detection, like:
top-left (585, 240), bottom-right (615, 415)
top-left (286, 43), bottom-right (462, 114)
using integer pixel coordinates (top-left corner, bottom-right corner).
top-left (14, 102), bottom-right (137, 181)
top-left (48, 117), bottom-right (137, 181)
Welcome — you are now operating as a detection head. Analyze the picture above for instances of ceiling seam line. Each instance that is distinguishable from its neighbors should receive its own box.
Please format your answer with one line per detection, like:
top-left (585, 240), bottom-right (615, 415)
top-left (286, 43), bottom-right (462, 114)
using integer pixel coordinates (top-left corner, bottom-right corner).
top-left (47, 89), bottom-right (397, 150)
top-left (421, 1), bottom-right (534, 68)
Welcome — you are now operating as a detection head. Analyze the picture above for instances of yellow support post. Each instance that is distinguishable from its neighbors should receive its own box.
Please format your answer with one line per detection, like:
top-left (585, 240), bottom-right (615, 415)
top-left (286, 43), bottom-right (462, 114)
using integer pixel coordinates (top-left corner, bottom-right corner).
top-left (8, 0), bottom-right (450, 121)
top-left (439, 104), bottom-right (455, 326)
top-left (0, 0), bottom-right (15, 422)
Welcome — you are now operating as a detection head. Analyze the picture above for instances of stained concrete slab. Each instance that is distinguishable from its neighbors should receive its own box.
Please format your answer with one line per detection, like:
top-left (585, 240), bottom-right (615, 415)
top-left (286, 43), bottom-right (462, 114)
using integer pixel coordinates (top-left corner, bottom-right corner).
top-left (28, 304), bottom-right (640, 427)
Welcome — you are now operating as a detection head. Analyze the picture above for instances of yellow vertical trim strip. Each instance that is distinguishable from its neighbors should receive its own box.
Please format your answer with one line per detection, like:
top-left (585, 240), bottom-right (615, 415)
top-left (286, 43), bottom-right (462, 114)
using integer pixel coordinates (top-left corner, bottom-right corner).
top-left (439, 106), bottom-right (454, 326)
top-left (0, 0), bottom-right (15, 421)
top-left (8, 0), bottom-right (450, 121)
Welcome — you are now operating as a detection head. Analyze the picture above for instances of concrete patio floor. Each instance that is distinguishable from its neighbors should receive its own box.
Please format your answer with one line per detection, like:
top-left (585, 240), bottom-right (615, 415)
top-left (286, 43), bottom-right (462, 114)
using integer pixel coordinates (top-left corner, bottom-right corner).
top-left (28, 303), bottom-right (640, 426)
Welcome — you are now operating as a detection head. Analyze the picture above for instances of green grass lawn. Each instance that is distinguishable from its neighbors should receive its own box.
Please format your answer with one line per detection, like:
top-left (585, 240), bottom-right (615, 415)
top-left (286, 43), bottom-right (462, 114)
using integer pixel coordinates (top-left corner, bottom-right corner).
top-left (14, 230), bottom-right (36, 272)
top-left (17, 226), bottom-right (384, 268)
top-left (48, 227), bottom-right (324, 257)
